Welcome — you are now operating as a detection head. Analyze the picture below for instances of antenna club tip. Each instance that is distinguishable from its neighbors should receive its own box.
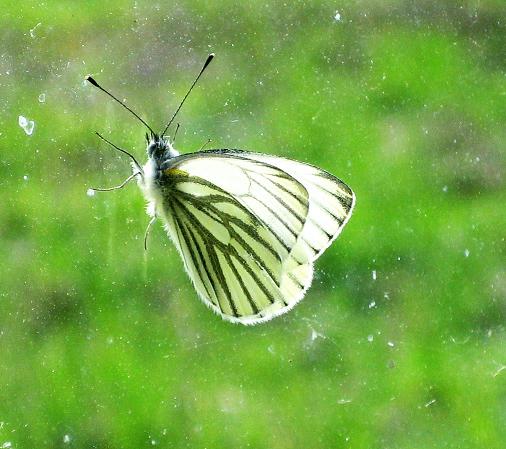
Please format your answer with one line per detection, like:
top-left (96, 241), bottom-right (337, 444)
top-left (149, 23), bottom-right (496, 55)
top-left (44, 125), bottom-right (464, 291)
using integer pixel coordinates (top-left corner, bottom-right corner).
top-left (203, 53), bottom-right (215, 68)
top-left (85, 75), bottom-right (99, 87)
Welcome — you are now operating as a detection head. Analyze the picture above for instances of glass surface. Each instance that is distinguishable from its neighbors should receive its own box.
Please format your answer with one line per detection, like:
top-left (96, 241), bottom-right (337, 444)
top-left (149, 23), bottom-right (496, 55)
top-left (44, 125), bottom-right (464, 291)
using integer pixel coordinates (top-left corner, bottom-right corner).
top-left (1, 1), bottom-right (505, 448)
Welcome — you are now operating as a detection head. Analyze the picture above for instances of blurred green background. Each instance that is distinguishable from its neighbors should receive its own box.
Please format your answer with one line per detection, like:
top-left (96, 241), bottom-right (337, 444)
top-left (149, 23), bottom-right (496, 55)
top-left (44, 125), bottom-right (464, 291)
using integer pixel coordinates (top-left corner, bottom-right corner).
top-left (1, 1), bottom-right (505, 448)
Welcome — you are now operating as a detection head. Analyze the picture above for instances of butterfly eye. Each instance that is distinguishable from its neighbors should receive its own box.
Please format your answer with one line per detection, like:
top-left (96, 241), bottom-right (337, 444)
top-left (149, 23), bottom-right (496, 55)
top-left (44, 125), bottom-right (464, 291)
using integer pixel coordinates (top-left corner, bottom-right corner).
top-left (147, 143), bottom-right (158, 157)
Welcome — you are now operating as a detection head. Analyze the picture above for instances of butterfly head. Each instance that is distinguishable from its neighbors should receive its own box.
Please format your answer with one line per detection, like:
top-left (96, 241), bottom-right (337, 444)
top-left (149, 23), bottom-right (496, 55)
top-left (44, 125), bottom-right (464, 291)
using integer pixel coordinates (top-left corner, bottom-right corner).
top-left (146, 132), bottom-right (179, 166)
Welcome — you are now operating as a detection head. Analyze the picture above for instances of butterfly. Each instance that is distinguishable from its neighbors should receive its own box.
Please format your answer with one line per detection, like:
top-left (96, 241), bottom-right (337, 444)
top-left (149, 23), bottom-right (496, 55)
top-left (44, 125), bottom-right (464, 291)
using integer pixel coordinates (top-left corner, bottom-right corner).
top-left (86, 54), bottom-right (355, 325)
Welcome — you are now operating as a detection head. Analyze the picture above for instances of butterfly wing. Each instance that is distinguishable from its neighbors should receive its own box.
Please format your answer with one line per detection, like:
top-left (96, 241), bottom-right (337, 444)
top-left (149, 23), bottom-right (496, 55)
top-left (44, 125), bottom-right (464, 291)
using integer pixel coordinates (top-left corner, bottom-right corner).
top-left (231, 151), bottom-right (355, 261)
top-left (157, 150), bottom-right (354, 324)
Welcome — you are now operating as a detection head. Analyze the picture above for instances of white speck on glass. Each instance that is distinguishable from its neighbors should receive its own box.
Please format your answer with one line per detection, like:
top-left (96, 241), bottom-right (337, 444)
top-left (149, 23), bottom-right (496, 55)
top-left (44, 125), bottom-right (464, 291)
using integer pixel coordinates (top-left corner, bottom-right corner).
top-left (23, 175), bottom-right (28, 181)
top-left (309, 327), bottom-right (325, 342)
top-left (86, 188), bottom-right (96, 197)
top-left (38, 93), bottom-right (46, 103)
top-left (19, 115), bottom-right (35, 135)
top-left (464, 249), bottom-right (470, 257)
top-left (387, 341), bottom-right (395, 348)
top-left (372, 270), bottom-right (377, 280)
top-left (493, 365), bottom-right (506, 377)
top-left (2, 442), bottom-right (12, 449)
top-left (367, 334), bottom-right (374, 342)
top-left (334, 11), bottom-right (342, 21)
top-left (63, 435), bottom-right (71, 444)
top-left (29, 22), bottom-right (41, 38)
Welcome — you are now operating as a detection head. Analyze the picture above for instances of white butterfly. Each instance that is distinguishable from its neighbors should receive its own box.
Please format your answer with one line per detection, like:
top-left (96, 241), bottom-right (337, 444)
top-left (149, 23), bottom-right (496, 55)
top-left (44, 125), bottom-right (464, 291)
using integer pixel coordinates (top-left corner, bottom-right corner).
top-left (86, 54), bottom-right (355, 325)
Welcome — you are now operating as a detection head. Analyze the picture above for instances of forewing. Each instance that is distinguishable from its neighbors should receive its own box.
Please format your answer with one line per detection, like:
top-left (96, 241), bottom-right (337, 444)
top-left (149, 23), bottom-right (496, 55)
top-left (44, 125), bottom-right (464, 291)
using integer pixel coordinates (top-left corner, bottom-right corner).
top-left (233, 152), bottom-right (355, 261)
top-left (158, 153), bottom-right (315, 324)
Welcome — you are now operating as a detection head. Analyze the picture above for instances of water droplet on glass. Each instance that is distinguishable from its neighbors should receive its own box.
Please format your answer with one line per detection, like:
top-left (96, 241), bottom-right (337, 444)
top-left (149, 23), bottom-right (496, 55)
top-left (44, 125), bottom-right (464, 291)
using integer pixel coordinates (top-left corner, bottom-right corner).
top-left (38, 93), bottom-right (46, 103)
top-left (87, 188), bottom-right (96, 197)
top-left (18, 115), bottom-right (35, 135)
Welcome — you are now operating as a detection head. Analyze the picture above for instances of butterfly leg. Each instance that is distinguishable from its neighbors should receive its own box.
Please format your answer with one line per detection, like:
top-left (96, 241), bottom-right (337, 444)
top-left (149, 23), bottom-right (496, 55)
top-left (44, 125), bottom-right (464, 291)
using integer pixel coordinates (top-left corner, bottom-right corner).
top-left (197, 138), bottom-right (212, 151)
top-left (89, 171), bottom-right (141, 192)
top-left (172, 123), bottom-right (180, 143)
top-left (144, 215), bottom-right (157, 251)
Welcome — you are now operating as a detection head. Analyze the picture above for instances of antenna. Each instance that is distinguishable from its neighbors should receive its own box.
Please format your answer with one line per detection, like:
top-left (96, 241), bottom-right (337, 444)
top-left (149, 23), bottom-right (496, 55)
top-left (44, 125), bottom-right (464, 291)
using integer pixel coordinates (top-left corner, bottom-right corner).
top-left (161, 53), bottom-right (214, 137)
top-left (95, 132), bottom-right (144, 176)
top-left (85, 75), bottom-right (156, 136)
